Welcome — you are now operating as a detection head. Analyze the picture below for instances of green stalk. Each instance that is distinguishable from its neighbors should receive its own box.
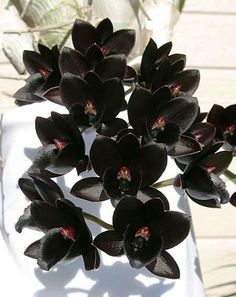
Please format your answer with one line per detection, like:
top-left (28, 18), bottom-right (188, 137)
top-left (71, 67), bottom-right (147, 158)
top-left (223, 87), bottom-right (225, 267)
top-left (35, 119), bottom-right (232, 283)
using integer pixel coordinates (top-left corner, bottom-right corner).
top-left (152, 177), bottom-right (175, 189)
top-left (223, 169), bottom-right (236, 185)
top-left (83, 211), bottom-right (114, 230)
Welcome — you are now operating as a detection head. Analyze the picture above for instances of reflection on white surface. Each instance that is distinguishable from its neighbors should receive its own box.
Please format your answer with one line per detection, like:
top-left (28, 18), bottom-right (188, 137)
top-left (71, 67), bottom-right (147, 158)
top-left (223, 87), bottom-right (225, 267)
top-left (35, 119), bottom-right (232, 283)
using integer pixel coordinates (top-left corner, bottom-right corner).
top-left (0, 102), bottom-right (205, 297)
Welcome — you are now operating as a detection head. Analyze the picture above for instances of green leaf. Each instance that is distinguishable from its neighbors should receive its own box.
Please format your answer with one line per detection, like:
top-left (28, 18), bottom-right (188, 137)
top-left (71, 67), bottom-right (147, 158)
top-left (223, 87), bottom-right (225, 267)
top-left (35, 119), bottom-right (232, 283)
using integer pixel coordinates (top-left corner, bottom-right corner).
top-left (173, 0), bottom-right (186, 12)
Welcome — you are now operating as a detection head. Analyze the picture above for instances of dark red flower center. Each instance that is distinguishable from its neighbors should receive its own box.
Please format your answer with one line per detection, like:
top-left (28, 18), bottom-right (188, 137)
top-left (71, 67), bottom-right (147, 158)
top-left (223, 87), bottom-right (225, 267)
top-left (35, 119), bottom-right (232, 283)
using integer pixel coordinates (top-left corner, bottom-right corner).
top-left (117, 167), bottom-right (132, 195)
top-left (54, 138), bottom-right (67, 150)
top-left (101, 46), bottom-right (109, 55)
top-left (60, 226), bottom-right (77, 241)
top-left (169, 83), bottom-right (181, 96)
top-left (132, 226), bottom-right (150, 252)
top-left (117, 167), bottom-right (132, 181)
top-left (84, 100), bottom-right (97, 124)
top-left (202, 166), bottom-right (217, 174)
top-left (39, 68), bottom-right (50, 80)
top-left (224, 124), bottom-right (236, 136)
top-left (151, 116), bottom-right (166, 131)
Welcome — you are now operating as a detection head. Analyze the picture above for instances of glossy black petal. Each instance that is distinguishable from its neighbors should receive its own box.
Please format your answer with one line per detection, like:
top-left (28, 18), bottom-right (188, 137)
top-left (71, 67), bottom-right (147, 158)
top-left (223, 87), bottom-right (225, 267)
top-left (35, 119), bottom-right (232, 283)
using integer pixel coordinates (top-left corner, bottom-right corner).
top-left (24, 239), bottom-right (41, 259)
top-left (157, 97), bottom-right (199, 134)
top-left (94, 230), bottom-right (124, 256)
top-left (99, 78), bottom-right (124, 122)
top-left (37, 228), bottom-right (72, 271)
top-left (183, 166), bottom-right (230, 204)
top-left (23, 50), bottom-right (49, 74)
top-left (30, 174), bottom-right (65, 203)
top-left (90, 135), bottom-right (122, 176)
top-left (131, 143), bottom-right (167, 186)
top-left (103, 29), bottom-right (135, 56)
top-left (18, 177), bottom-right (41, 201)
top-left (143, 198), bottom-right (165, 219)
top-left (187, 122), bottom-right (216, 146)
top-left (167, 135), bottom-right (201, 157)
top-left (71, 177), bottom-right (108, 202)
top-left (140, 38), bottom-right (159, 83)
top-left (169, 69), bottom-right (200, 96)
top-left (30, 200), bottom-right (67, 231)
top-left (59, 47), bottom-right (89, 76)
top-left (42, 87), bottom-right (63, 105)
top-left (118, 133), bottom-right (140, 163)
top-left (146, 250), bottom-right (180, 279)
top-left (95, 54), bottom-right (126, 79)
top-left (128, 86), bottom-right (154, 134)
top-left (199, 151), bottom-right (232, 175)
top-left (82, 245), bottom-right (100, 271)
top-left (96, 18), bottom-right (113, 43)
top-left (72, 19), bottom-right (98, 54)
top-left (85, 44), bottom-right (104, 68)
top-left (60, 73), bottom-right (92, 109)
top-left (113, 197), bottom-right (143, 234)
top-left (98, 118), bottom-right (128, 137)
top-left (137, 187), bottom-right (170, 210)
top-left (155, 211), bottom-right (191, 249)
top-left (15, 205), bottom-right (38, 233)
top-left (230, 192), bottom-right (236, 207)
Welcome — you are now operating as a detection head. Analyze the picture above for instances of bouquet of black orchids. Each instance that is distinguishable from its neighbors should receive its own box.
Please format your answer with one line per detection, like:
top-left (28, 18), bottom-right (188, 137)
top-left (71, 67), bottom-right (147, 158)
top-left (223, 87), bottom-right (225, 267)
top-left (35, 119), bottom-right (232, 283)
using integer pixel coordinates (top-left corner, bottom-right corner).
top-left (15, 17), bottom-right (236, 279)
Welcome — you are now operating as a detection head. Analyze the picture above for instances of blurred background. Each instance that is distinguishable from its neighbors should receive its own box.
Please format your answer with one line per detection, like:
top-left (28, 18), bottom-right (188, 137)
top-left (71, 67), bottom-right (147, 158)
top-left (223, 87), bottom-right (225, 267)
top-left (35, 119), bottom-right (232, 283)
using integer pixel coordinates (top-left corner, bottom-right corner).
top-left (0, 1), bottom-right (236, 296)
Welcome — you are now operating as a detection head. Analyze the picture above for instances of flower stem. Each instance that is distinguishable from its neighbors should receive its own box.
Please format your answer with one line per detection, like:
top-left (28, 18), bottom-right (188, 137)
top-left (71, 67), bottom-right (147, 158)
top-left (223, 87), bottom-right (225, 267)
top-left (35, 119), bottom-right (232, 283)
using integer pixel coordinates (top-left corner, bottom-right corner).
top-left (152, 177), bottom-right (175, 189)
top-left (83, 211), bottom-right (114, 230)
top-left (224, 169), bottom-right (236, 185)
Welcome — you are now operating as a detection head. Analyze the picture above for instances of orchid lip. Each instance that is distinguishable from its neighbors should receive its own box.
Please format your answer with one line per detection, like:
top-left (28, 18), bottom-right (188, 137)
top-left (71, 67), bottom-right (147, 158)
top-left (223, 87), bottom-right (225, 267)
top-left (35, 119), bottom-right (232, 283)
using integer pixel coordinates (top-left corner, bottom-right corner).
top-left (84, 100), bottom-right (97, 116)
top-left (117, 167), bottom-right (132, 195)
top-left (151, 116), bottom-right (166, 131)
top-left (39, 68), bottom-right (50, 80)
top-left (101, 46), bottom-right (108, 55)
top-left (117, 167), bottom-right (132, 181)
top-left (60, 226), bottom-right (77, 241)
top-left (201, 166), bottom-right (217, 173)
top-left (224, 124), bottom-right (236, 136)
top-left (135, 226), bottom-right (150, 241)
top-left (54, 139), bottom-right (67, 150)
top-left (84, 100), bottom-right (97, 124)
top-left (169, 83), bottom-right (181, 96)
top-left (132, 226), bottom-right (150, 252)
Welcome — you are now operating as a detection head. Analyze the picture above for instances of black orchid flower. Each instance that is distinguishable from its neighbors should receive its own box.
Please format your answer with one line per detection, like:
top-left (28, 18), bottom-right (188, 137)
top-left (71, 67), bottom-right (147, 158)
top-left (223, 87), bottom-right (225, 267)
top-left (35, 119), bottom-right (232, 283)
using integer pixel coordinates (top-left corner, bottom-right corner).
top-left (59, 45), bottom-right (127, 80)
top-left (15, 173), bottom-right (65, 233)
top-left (42, 45), bottom-right (128, 107)
top-left (21, 198), bottom-right (100, 271)
top-left (71, 133), bottom-right (167, 206)
top-left (207, 104), bottom-right (236, 151)
top-left (72, 18), bottom-right (135, 57)
top-left (128, 85), bottom-right (200, 156)
top-left (14, 44), bottom-right (61, 104)
top-left (35, 111), bottom-right (89, 175)
top-left (139, 39), bottom-right (184, 86)
top-left (60, 72), bottom-right (127, 136)
top-left (174, 142), bottom-right (232, 208)
top-left (94, 196), bottom-right (190, 278)
top-left (30, 112), bottom-right (88, 177)
top-left (137, 38), bottom-right (199, 97)
top-left (150, 58), bottom-right (200, 96)
top-left (44, 45), bottom-right (135, 107)
top-left (173, 122), bottom-right (216, 170)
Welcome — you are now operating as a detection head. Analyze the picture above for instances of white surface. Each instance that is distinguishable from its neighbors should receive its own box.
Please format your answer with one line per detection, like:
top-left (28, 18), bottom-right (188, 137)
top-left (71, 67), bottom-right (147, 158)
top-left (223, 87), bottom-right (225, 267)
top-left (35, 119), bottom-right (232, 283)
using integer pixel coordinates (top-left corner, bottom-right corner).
top-left (0, 101), bottom-right (205, 297)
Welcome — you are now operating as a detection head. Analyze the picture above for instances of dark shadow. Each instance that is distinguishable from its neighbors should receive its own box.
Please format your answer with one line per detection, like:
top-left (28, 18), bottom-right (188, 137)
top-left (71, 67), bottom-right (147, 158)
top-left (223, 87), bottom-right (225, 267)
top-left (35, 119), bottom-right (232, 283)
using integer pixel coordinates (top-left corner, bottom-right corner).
top-left (33, 257), bottom-right (175, 297)
top-left (33, 258), bottom-right (88, 297)
top-left (86, 261), bottom-right (175, 297)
